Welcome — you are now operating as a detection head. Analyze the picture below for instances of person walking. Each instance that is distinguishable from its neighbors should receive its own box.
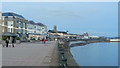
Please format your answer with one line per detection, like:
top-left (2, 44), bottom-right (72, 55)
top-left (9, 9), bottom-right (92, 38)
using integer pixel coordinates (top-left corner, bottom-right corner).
top-left (42, 38), bottom-right (44, 43)
top-left (6, 38), bottom-right (9, 47)
top-left (12, 38), bottom-right (15, 47)
top-left (43, 39), bottom-right (46, 44)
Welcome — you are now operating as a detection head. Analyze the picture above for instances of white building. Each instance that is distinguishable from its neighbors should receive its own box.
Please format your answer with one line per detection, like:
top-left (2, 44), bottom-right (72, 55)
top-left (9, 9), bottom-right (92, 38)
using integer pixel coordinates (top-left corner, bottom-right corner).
top-left (1, 12), bottom-right (47, 41)
top-left (27, 21), bottom-right (47, 40)
top-left (27, 21), bottom-right (35, 34)
top-left (89, 36), bottom-right (100, 39)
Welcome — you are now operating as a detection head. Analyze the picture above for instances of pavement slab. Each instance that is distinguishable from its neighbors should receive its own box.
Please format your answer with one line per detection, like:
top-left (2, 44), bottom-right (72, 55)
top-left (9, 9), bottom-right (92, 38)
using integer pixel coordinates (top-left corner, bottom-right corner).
top-left (2, 41), bottom-right (58, 66)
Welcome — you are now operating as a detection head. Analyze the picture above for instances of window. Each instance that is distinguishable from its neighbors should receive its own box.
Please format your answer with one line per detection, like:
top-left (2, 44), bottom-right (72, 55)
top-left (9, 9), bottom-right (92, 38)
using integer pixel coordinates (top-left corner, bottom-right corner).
top-left (2, 28), bottom-right (4, 32)
top-left (7, 28), bottom-right (14, 33)
top-left (2, 22), bottom-right (4, 25)
top-left (8, 21), bottom-right (13, 27)
top-left (11, 28), bottom-right (13, 33)
top-left (7, 28), bottom-right (10, 32)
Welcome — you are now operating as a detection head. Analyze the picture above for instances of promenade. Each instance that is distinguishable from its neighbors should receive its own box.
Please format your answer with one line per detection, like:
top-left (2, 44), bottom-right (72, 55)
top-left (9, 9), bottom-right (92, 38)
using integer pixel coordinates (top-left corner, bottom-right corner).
top-left (2, 41), bottom-right (59, 66)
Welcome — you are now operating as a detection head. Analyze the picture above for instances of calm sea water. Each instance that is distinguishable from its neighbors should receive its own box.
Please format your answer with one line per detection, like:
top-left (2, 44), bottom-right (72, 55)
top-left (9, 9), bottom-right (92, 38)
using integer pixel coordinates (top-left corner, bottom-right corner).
top-left (70, 42), bottom-right (118, 66)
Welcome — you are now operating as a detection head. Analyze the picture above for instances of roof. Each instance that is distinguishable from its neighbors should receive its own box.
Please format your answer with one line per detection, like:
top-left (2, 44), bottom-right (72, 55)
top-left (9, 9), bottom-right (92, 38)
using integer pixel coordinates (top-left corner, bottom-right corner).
top-left (48, 30), bottom-right (67, 34)
top-left (2, 12), bottom-right (24, 18)
top-left (28, 20), bottom-right (35, 24)
top-left (36, 23), bottom-right (45, 26)
top-left (28, 21), bottom-right (45, 26)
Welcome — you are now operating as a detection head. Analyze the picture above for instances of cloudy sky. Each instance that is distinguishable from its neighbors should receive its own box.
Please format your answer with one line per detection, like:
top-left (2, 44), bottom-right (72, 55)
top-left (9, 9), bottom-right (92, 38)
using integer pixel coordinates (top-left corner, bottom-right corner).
top-left (1, 0), bottom-right (119, 2)
top-left (2, 2), bottom-right (118, 37)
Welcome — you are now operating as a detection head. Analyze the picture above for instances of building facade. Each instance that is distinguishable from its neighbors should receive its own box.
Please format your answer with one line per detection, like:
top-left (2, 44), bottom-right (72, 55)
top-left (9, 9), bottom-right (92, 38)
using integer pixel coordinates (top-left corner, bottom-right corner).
top-left (0, 12), bottom-right (2, 41)
top-left (1, 12), bottom-right (47, 41)
top-left (2, 12), bottom-right (28, 41)
top-left (27, 21), bottom-right (47, 40)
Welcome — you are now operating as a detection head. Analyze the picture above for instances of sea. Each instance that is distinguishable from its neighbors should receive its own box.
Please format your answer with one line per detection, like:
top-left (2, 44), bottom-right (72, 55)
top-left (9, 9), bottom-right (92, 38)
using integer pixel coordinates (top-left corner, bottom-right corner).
top-left (70, 42), bottom-right (119, 66)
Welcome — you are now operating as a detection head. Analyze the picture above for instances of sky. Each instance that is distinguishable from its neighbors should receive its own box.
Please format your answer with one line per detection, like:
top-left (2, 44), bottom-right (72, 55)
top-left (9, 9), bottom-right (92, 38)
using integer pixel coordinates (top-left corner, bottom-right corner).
top-left (1, 2), bottom-right (118, 37)
top-left (1, 0), bottom-right (119, 2)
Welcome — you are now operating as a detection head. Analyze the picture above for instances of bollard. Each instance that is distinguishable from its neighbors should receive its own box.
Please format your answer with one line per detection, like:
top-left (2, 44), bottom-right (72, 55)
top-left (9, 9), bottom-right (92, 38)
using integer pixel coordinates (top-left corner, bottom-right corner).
top-left (59, 47), bottom-right (64, 51)
top-left (59, 51), bottom-right (64, 54)
top-left (58, 42), bottom-right (68, 68)
top-left (58, 44), bottom-right (63, 48)
top-left (61, 55), bottom-right (67, 62)
top-left (59, 54), bottom-right (68, 68)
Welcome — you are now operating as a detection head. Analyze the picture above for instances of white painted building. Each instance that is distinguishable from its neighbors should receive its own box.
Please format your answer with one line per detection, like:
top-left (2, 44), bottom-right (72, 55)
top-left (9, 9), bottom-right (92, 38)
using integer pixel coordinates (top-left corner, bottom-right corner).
top-left (27, 21), bottom-right (47, 40)
top-left (89, 36), bottom-right (99, 38)
top-left (27, 21), bottom-right (35, 34)
top-left (1, 12), bottom-right (47, 41)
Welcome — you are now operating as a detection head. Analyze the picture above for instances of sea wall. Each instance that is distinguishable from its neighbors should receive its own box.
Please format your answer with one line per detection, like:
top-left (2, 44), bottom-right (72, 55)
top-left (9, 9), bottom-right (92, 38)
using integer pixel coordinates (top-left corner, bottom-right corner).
top-left (57, 40), bottom-right (80, 68)
top-left (57, 39), bottom-right (103, 68)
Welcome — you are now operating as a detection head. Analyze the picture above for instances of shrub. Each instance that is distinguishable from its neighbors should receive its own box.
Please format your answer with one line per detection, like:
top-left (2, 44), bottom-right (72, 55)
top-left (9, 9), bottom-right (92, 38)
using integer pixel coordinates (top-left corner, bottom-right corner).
top-left (16, 37), bottom-right (20, 40)
top-left (2, 37), bottom-right (7, 40)
top-left (30, 38), bottom-right (35, 40)
top-left (0, 38), bottom-right (2, 40)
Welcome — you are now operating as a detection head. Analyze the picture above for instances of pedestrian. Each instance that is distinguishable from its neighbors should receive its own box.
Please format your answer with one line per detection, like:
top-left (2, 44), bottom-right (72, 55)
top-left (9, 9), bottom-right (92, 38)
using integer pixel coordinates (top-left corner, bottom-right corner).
top-left (6, 38), bottom-right (9, 47)
top-left (43, 39), bottom-right (46, 44)
top-left (42, 38), bottom-right (44, 43)
top-left (12, 38), bottom-right (15, 47)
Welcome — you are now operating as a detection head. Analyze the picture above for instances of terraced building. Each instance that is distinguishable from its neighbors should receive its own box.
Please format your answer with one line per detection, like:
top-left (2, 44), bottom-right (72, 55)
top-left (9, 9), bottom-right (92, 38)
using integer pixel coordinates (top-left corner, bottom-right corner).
top-left (2, 12), bottom-right (28, 41)
top-left (1, 12), bottom-right (47, 41)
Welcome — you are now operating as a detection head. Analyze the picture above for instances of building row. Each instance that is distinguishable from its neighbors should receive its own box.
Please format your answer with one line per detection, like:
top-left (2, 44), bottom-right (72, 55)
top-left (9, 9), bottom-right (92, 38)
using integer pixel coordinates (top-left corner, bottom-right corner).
top-left (47, 26), bottom-right (106, 41)
top-left (0, 12), bottom-right (47, 41)
top-left (48, 26), bottom-right (89, 40)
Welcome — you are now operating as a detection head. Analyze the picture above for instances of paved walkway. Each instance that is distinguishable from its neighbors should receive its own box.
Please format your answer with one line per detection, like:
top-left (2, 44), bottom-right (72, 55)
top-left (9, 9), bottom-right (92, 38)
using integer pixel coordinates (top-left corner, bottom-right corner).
top-left (2, 41), bottom-right (58, 66)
